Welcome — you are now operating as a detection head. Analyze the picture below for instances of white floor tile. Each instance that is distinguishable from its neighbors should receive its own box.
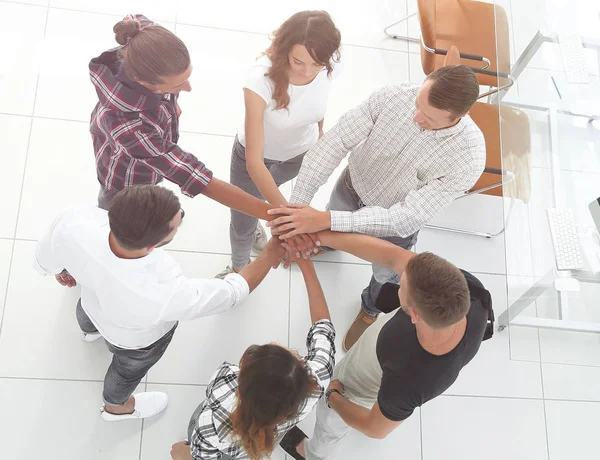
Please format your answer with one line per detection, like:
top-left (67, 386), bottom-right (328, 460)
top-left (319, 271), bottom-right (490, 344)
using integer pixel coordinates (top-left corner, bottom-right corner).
top-left (16, 118), bottom-right (98, 240)
top-left (147, 251), bottom-right (289, 385)
top-left (446, 274), bottom-right (543, 399)
top-left (177, 0), bottom-right (408, 52)
top-left (10, 0), bottom-right (49, 6)
top-left (296, 404), bottom-right (422, 460)
top-left (543, 363), bottom-right (600, 401)
top-left (416, 194), bottom-right (506, 275)
top-left (545, 399), bottom-right (600, 460)
top-left (0, 378), bottom-right (142, 459)
top-left (288, 261), bottom-right (373, 362)
top-left (0, 3), bottom-right (46, 115)
top-left (0, 240), bottom-right (13, 325)
top-left (0, 115), bottom-right (30, 238)
top-left (408, 51), bottom-right (426, 84)
top-left (325, 47), bottom-right (409, 129)
top-left (0, 241), bottom-right (113, 380)
top-left (175, 24), bottom-right (270, 136)
top-left (141, 383), bottom-right (287, 460)
top-left (49, 0), bottom-right (178, 23)
top-left (422, 396), bottom-right (548, 460)
top-left (35, 8), bottom-right (175, 122)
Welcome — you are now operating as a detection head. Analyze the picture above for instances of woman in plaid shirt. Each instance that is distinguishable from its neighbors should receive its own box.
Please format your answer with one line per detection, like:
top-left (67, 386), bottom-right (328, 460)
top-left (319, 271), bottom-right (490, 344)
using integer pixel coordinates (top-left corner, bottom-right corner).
top-left (89, 14), bottom-right (301, 242)
top-left (170, 258), bottom-right (336, 460)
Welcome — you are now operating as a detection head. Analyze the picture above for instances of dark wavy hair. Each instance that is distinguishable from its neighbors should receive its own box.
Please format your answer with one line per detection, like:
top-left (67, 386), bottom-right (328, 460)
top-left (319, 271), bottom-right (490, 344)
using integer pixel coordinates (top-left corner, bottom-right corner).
top-left (263, 10), bottom-right (341, 110)
top-left (230, 344), bottom-right (318, 459)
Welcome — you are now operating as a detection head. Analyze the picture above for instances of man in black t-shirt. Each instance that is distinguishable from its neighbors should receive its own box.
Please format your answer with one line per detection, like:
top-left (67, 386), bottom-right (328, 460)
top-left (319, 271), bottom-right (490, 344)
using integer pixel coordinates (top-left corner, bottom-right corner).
top-left (280, 231), bottom-right (491, 460)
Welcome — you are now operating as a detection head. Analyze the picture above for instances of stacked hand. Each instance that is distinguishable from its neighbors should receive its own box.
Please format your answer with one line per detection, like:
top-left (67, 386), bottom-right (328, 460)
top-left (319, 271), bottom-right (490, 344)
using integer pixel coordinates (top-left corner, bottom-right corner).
top-left (266, 204), bottom-right (330, 267)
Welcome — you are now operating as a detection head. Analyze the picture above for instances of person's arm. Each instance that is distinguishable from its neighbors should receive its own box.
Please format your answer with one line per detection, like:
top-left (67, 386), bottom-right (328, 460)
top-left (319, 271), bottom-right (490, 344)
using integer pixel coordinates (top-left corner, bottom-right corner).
top-left (270, 159), bottom-right (483, 239)
top-left (318, 118), bottom-right (324, 138)
top-left (296, 258), bottom-right (330, 323)
top-left (33, 212), bottom-right (68, 277)
top-left (243, 89), bottom-right (288, 206)
top-left (202, 177), bottom-right (271, 221)
top-left (326, 381), bottom-right (403, 439)
top-left (161, 238), bottom-right (285, 322)
top-left (318, 231), bottom-right (414, 275)
top-left (290, 86), bottom-right (391, 205)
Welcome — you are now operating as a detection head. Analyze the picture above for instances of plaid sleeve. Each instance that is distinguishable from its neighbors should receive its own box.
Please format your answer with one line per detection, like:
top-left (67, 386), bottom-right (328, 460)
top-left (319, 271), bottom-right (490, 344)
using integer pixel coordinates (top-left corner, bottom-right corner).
top-left (114, 117), bottom-right (213, 197)
top-left (304, 320), bottom-right (336, 389)
top-left (290, 86), bottom-right (391, 205)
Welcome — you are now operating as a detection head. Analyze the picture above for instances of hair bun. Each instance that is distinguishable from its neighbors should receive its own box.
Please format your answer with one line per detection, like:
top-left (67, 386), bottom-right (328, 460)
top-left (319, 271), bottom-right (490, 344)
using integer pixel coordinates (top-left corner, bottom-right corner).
top-left (113, 19), bottom-right (142, 45)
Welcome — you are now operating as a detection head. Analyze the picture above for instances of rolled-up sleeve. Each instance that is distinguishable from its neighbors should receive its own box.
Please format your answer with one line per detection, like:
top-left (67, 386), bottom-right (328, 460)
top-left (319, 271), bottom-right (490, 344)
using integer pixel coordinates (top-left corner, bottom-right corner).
top-left (304, 320), bottom-right (336, 389)
top-left (161, 273), bottom-right (250, 322)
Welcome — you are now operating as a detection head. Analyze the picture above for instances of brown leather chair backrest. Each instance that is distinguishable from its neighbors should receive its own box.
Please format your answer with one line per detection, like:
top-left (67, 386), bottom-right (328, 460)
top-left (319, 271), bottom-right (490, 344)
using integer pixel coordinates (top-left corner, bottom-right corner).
top-left (418, 0), bottom-right (437, 72)
top-left (444, 45), bottom-right (461, 66)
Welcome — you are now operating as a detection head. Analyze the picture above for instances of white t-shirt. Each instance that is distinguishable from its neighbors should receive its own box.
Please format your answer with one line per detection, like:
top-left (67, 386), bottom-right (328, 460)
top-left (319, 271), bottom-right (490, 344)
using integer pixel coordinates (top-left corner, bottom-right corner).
top-left (237, 56), bottom-right (341, 162)
top-left (33, 207), bottom-right (250, 349)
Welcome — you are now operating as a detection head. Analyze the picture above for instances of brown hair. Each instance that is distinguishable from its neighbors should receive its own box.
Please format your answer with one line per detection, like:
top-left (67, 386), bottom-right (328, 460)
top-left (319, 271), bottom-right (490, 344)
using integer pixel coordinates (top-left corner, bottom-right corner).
top-left (108, 185), bottom-right (181, 250)
top-left (264, 10), bottom-right (341, 110)
top-left (404, 252), bottom-right (470, 328)
top-left (426, 65), bottom-right (479, 118)
top-left (230, 344), bottom-right (318, 459)
top-left (113, 18), bottom-right (190, 85)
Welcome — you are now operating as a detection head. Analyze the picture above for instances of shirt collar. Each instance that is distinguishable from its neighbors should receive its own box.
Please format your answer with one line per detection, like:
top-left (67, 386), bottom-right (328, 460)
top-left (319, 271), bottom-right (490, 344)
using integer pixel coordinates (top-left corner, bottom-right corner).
top-left (115, 63), bottom-right (163, 102)
top-left (432, 117), bottom-right (467, 138)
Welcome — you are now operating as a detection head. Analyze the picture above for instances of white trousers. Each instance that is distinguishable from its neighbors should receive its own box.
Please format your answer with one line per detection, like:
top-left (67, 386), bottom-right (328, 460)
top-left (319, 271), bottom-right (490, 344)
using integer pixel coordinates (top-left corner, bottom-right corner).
top-left (304, 397), bottom-right (352, 460)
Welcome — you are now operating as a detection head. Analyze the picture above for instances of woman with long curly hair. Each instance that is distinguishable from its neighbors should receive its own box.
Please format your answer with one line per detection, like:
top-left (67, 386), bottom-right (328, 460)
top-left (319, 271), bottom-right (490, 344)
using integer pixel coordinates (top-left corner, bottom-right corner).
top-left (171, 258), bottom-right (336, 459)
top-left (216, 10), bottom-right (342, 279)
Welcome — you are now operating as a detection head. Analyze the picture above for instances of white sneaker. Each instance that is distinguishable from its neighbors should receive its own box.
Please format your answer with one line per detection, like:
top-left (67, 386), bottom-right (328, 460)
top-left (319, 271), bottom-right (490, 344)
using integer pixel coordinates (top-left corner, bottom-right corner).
top-left (215, 265), bottom-right (235, 280)
top-left (252, 221), bottom-right (268, 253)
top-left (81, 331), bottom-right (102, 343)
top-left (100, 392), bottom-right (168, 422)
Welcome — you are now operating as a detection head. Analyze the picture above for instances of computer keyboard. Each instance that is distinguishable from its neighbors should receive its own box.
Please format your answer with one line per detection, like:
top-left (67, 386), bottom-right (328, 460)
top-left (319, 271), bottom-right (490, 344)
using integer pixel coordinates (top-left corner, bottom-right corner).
top-left (546, 208), bottom-right (584, 270)
top-left (558, 34), bottom-right (590, 84)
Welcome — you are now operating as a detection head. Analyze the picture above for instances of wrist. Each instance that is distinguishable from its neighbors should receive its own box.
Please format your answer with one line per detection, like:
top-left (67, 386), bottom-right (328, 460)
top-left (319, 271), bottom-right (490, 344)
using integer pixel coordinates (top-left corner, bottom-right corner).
top-left (326, 388), bottom-right (344, 408)
top-left (319, 211), bottom-right (331, 231)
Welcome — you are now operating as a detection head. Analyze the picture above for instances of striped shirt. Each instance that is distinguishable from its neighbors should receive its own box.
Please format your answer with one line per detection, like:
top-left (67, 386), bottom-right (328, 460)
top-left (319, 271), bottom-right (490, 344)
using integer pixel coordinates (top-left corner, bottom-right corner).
top-left (189, 320), bottom-right (336, 459)
top-left (89, 14), bottom-right (212, 197)
top-left (290, 83), bottom-right (486, 237)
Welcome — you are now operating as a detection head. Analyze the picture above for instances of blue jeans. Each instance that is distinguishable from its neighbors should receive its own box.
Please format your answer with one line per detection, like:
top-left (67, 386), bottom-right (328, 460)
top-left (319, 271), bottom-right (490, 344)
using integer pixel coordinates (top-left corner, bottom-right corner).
top-left (326, 168), bottom-right (418, 316)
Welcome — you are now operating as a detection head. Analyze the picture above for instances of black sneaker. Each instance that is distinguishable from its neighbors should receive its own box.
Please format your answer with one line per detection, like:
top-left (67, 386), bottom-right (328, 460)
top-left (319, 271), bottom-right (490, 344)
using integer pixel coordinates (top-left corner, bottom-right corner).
top-left (280, 426), bottom-right (307, 459)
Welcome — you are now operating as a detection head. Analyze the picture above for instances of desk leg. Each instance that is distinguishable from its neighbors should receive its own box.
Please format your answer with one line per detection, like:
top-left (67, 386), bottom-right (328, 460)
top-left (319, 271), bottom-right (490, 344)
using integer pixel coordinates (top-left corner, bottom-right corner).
top-left (498, 270), bottom-right (556, 331)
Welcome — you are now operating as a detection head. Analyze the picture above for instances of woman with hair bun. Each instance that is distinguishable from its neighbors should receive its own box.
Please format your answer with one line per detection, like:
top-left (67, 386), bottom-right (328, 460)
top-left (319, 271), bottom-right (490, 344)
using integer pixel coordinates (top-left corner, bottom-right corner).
top-left (216, 11), bottom-right (342, 279)
top-left (89, 14), bottom-right (275, 223)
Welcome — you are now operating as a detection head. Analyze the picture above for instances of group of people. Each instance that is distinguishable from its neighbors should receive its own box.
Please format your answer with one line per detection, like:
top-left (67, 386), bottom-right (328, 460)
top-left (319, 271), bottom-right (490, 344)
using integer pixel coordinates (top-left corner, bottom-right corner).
top-left (34, 11), bottom-right (494, 460)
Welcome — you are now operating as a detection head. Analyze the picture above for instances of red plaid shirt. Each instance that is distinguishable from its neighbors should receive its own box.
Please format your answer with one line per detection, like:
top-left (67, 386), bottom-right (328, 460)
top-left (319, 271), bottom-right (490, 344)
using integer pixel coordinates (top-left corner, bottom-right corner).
top-left (89, 15), bottom-right (212, 197)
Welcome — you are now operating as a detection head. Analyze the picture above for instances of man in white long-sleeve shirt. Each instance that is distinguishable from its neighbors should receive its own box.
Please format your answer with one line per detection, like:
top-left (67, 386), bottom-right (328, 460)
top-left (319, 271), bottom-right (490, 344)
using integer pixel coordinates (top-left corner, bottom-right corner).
top-left (34, 185), bottom-right (284, 422)
top-left (268, 65), bottom-right (486, 351)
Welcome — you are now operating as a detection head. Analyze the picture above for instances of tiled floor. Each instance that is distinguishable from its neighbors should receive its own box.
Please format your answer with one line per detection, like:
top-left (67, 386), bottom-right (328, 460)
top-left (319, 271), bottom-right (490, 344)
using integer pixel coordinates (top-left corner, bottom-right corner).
top-left (0, 1), bottom-right (599, 459)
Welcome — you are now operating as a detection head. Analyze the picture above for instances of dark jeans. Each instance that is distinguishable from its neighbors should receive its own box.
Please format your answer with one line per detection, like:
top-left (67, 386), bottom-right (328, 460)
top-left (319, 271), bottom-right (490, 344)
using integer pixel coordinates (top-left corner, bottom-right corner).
top-left (326, 168), bottom-right (418, 316)
top-left (76, 299), bottom-right (177, 405)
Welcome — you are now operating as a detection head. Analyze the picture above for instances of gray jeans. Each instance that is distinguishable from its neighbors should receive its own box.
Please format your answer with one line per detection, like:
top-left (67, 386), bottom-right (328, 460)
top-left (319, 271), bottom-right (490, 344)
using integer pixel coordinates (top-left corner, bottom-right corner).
top-left (229, 136), bottom-right (305, 269)
top-left (76, 299), bottom-right (177, 406)
top-left (327, 168), bottom-right (418, 316)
